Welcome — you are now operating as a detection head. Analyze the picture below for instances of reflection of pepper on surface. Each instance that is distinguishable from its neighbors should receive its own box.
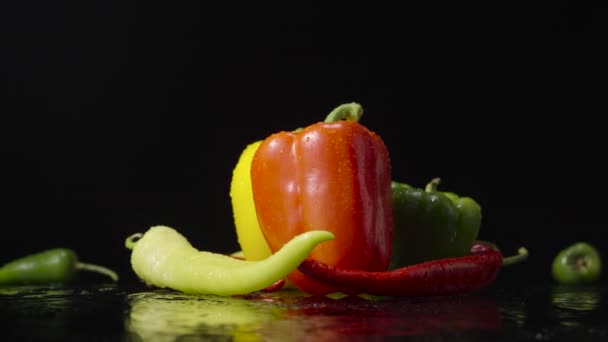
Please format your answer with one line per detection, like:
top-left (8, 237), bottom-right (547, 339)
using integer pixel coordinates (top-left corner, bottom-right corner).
top-left (125, 289), bottom-right (502, 341)
top-left (1, 285), bottom-right (124, 340)
top-left (126, 290), bottom-right (281, 342)
top-left (253, 291), bottom-right (502, 339)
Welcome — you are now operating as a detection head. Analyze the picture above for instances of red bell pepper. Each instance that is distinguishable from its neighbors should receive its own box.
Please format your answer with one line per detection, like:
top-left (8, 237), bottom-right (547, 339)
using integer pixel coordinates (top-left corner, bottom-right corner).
top-left (250, 103), bottom-right (393, 295)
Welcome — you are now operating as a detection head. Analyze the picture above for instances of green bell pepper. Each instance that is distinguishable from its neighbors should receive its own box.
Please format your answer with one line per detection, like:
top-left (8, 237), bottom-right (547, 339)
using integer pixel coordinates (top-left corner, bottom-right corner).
top-left (390, 178), bottom-right (482, 269)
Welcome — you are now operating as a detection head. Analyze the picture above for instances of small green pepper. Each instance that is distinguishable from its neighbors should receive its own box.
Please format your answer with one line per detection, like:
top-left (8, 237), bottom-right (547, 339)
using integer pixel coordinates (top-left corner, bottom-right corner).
top-left (552, 242), bottom-right (602, 285)
top-left (125, 225), bottom-right (334, 296)
top-left (0, 248), bottom-right (118, 285)
top-left (390, 178), bottom-right (482, 269)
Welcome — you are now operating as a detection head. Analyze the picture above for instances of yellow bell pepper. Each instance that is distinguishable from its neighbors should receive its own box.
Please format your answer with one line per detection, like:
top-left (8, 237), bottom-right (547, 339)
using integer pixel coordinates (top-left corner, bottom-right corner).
top-left (229, 140), bottom-right (272, 261)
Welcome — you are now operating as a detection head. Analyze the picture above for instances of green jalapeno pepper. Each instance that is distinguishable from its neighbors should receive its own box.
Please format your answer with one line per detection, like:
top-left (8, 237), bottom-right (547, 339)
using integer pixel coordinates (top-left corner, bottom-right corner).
top-left (0, 248), bottom-right (118, 285)
top-left (390, 178), bottom-right (482, 269)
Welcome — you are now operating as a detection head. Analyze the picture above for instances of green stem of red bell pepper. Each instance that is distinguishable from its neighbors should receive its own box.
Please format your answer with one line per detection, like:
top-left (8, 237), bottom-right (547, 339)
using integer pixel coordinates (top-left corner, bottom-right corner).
top-left (324, 102), bottom-right (363, 122)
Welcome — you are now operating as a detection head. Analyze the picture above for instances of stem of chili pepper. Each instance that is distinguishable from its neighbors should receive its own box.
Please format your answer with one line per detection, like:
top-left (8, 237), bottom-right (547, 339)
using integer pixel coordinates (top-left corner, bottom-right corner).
top-left (75, 262), bottom-right (119, 281)
top-left (471, 242), bottom-right (528, 266)
top-left (502, 247), bottom-right (529, 266)
top-left (298, 243), bottom-right (528, 297)
top-left (323, 102), bottom-right (363, 122)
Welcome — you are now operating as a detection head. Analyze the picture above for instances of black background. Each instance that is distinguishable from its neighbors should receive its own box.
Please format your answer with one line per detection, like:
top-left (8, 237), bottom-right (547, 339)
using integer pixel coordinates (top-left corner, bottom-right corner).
top-left (1, 1), bottom-right (606, 285)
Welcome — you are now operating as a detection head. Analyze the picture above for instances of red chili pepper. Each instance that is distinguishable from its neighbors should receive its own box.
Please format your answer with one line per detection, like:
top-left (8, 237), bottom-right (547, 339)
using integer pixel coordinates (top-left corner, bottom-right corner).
top-left (298, 243), bottom-right (528, 296)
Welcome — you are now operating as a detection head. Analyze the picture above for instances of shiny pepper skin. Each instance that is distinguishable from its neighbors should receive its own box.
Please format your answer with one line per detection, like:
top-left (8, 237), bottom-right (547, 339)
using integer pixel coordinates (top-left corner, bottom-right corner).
top-left (250, 103), bottom-right (394, 295)
top-left (390, 178), bottom-right (481, 269)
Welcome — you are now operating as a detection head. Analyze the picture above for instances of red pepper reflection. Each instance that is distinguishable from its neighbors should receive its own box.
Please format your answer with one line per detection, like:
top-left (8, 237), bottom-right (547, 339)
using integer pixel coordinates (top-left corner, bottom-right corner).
top-left (248, 292), bottom-right (501, 339)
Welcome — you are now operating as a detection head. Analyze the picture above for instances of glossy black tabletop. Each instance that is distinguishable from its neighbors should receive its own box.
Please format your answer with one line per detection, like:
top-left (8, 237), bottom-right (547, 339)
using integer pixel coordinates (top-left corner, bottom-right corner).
top-left (2, 276), bottom-right (606, 342)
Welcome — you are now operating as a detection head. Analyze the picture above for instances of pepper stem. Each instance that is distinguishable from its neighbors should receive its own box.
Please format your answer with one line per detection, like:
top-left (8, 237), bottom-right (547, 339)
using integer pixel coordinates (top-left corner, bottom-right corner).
top-left (425, 178), bottom-right (441, 192)
top-left (324, 102), bottom-right (363, 123)
top-left (76, 262), bottom-right (119, 281)
top-left (125, 233), bottom-right (143, 250)
top-left (502, 247), bottom-right (529, 266)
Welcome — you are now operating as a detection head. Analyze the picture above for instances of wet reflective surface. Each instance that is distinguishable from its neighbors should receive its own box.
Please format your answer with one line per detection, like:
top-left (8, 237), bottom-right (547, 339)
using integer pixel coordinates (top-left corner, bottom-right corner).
top-left (1, 281), bottom-right (606, 341)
